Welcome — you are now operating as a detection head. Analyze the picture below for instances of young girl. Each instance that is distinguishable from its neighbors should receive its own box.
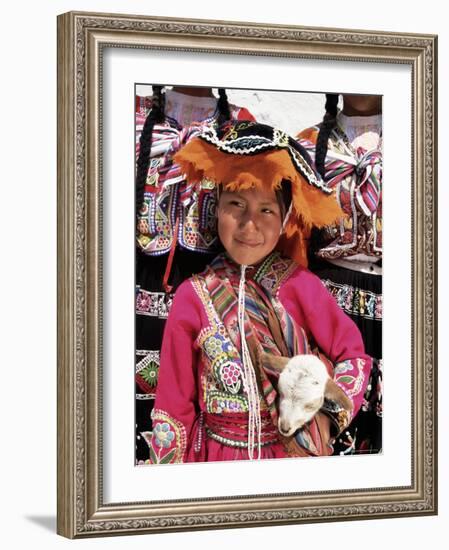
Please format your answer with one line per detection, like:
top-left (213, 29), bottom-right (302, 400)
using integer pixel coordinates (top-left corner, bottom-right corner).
top-left (149, 121), bottom-right (372, 464)
top-left (134, 86), bottom-right (254, 463)
top-left (297, 94), bottom-right (382, 454)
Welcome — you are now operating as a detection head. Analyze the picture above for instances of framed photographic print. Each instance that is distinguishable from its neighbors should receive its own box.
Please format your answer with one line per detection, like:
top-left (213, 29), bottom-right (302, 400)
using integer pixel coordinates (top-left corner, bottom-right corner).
top-left (57, 11), bottom-right (437, 538)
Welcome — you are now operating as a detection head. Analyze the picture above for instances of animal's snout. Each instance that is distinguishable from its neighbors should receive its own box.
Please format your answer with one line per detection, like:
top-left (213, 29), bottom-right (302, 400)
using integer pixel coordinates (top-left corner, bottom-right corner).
top-left (278, 419), bottom-right (290, 436)
top-left (278, 418), bottom-right (303, 437)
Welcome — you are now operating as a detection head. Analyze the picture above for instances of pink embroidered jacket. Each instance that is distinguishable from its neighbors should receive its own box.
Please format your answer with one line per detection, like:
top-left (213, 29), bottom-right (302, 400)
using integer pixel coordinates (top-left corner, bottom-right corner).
top-left (149, 253), bottom-right (372, 464)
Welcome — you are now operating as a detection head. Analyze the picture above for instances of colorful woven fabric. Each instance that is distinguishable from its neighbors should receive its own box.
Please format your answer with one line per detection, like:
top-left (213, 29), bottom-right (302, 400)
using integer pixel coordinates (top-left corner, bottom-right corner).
top-left (298, 119), bottom-right (382, 261)
top-left (136, 100), bottom-right (256, 255)
top-left (200, 252), bottom-right (305, 428)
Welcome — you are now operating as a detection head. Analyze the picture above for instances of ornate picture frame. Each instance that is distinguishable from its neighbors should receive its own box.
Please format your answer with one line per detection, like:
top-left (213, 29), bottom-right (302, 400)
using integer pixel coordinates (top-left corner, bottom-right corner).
top-left (57, 11), bottom-right (437, 538)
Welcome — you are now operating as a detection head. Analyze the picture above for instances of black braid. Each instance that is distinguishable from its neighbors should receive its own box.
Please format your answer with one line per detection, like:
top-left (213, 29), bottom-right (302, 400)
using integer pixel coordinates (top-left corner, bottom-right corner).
top-left (135, 85), bottom-right (166, 215)
top-left (315, 93), bottom-right (339, 179)
top-left (217, 88), bottom-right (231, 125)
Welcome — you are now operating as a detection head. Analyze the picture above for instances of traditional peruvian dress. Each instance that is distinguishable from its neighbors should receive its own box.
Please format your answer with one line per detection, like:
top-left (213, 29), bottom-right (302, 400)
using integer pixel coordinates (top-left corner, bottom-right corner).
top-left (149, 251), bottom-right (371, 464)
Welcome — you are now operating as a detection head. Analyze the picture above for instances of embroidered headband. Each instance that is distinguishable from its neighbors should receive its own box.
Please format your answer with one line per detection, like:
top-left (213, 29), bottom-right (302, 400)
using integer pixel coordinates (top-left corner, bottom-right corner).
top-left (174, 121), bottom-right (343, 266)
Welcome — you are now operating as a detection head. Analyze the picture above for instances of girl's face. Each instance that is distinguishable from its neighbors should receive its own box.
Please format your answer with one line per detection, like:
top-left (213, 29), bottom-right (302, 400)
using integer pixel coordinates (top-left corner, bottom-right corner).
top-left (217, 186), bottom-right (283, 266)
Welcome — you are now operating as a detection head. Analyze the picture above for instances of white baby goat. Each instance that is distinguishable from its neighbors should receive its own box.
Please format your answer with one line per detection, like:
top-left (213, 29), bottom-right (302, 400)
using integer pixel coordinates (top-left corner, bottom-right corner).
top-left (261, 353), bottom-right (353, 437)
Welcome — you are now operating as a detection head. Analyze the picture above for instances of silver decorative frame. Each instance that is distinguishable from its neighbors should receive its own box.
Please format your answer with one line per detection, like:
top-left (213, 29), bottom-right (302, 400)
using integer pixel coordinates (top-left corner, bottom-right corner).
top-left (57, 11), bottom-right (438, 538)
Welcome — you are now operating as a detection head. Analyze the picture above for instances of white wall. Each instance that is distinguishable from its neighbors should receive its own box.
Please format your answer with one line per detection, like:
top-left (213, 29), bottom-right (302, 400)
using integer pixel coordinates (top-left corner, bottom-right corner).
top-left (1, 1), bottom-right (445, 548)
top-left (136, 84), bottom-right (328, 134)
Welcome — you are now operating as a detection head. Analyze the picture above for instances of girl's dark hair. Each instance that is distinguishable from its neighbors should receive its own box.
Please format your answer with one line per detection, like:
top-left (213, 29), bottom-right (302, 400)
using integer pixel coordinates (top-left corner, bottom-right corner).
top-left (136, 85), bottom-right (166, 215)
top-left (135, 86), bottom-right (231, 215)
top-left (217, 88), bottom-right (231, 125)
top-left (315, 93), bottom-right (339, 178)
top-left (276, 180), bottom-right (292, 221)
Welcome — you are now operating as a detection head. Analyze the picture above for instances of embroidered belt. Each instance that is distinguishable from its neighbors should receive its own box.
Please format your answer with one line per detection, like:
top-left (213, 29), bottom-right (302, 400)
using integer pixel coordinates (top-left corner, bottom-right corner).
top-left (204, 411), bottom-right (279, 448)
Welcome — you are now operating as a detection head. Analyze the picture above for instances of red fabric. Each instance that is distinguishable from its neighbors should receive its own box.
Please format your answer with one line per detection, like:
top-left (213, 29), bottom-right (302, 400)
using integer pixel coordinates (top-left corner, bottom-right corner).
top-left (151, 264), bottom-right (371, 463)
top-left (236, 107), bottom-right (256, 121)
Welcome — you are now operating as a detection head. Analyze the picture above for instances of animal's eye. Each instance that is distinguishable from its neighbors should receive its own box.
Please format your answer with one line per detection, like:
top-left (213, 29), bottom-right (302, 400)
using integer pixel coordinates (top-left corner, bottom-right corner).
top-left (312, 381), bottom-right (320, 386)
top-left (304, 398), bottom-right (322, 412)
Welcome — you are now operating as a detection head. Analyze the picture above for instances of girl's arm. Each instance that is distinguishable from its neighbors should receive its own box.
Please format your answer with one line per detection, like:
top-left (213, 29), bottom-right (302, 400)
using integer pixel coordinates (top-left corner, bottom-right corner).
top-left (279, 268), bottom-right (372, 425)
top-left (149, 281), bottom-right (202, 464)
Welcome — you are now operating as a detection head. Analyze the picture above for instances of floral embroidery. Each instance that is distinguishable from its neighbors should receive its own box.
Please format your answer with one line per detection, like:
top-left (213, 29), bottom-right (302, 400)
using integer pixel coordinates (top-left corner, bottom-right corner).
top-left (203, 333), bottom-right (227, 356)
top-left (197, 324), bottom-right (245, 403)
top-left (193, 277), bottom-right (254, 416)
top-left (136, 289), bottom-right (174, 318)
top-left (333, 361), bottom-right (353, 375)
top-left (149, 409), bottom-right (187, 464)
top-left (136, 349), bottom-right (159, 373)
top-left (219, 362), bottom-right (242, 394)
top-left (136, 350), bottom-right (160, 397)
top-left (140, 361), bottom-right (159, 388)
top-left (335, 359), bottom-right (366, 399)
top-left (153, 423), bottom-right (175, 448)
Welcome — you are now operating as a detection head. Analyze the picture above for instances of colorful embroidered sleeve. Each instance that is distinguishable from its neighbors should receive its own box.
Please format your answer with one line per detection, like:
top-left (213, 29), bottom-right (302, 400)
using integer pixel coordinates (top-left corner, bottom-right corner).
top-left (149, 281), bottom-right (202, 464)
top-left (279, 268), bottom-right (372, 426)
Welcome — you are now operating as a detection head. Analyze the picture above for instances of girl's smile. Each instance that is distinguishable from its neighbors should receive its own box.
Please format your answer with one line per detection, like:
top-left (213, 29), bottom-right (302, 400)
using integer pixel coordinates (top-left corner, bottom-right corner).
top-left (217, 187), bottom-right (283, 266)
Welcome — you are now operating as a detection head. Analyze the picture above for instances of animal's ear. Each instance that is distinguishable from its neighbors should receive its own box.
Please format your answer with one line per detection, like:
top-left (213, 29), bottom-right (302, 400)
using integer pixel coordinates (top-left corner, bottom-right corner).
top-left (324, 378), bottom-right (354, 412)
top-left (260, 351), bottom-right (289, 373)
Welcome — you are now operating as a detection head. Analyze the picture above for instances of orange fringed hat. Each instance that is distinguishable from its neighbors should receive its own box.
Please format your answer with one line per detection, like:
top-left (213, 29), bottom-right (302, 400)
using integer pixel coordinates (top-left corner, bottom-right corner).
top-left (174, 121), bottom-right (343, 267)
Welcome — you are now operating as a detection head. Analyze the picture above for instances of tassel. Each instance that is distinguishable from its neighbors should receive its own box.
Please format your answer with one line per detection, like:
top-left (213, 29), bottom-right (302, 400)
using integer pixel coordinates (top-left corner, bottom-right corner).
top-left (162, 216), bottom-right (180, 293)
